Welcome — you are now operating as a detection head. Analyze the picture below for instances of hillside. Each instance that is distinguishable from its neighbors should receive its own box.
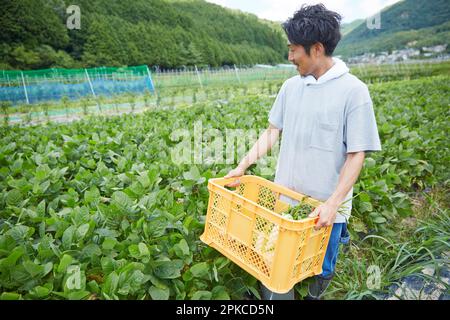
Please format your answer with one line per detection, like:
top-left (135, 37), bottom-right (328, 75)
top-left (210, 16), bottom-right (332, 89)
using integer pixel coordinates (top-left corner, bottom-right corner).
top-left (336, 0), bottom-right (450, 57)
top-left (0, 0), bottom-right (287, 70)
top-left (341, 19), bottom-right (364, 36)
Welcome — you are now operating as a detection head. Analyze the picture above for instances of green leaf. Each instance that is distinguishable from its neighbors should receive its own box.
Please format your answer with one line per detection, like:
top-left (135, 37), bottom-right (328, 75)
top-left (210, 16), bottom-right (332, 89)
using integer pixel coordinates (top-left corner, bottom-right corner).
top-left (76, 223), bottom-right (90, 239)
top-left (6, 225), bottom-right (34, 242)
top-left (117, 157), bottom-right (127, 172)
top-left (37, 200), bottom-right (46, 216)
top-left (295, 283), bottom-right (309, 298)
top-left (95, 228), bottom-right (119, 238)
top-left (62, 225), bottom-right (75, 250)
top-left (211, 286), bottom-right (230, 300)
top-left (350, 219), bottom-right (368, 233)
top-left (30, 284), bottom-right (52, 298)
top-left (248, 286), bottom-right (261, 300)
top-left (11, 158), bottom-right (23, 173)
top-left (87, 280), bottom-right (100, 294)
top-left (35, 165), bottom-right (51, 182)
top-left (148, 286), bottom-right (170, 300)
top-left (212, 264), bottom-right (218, 282)
top-left (154, 261), bottom-right (183, 279)
top-left (190, 262), bottom-right (209, 279)
top-left (23, 260), bottom-right (44, 277)
top-left (40, 180), bottom-right (51, 193)
top-left (111, 191), bottom-right (133, 211)
top-left (81, 244), bottom-right (102, 258)
top-left (174, 239), bottom-right (190, 257)
top-left (102, 272), bottom-right (119, 297)
top-left (138, 242), bottom-right (150, 256)
top-left (359, 192), bottom-right (371, 202)
top-left (6, 189), bottom-right (23, 206)
top-left (67, 290), bottom-right (90, 300)
top-left (183, 166), bottom-right (201, 181)
top-left (182, 270), bottom-right (193, 282)
top-left (214, 257), bottom-right (230, 270)
top-left (359, 202), bottom-right (373, 213)
top-left (137, 172), bottom-right (151, 188)
top-left (101, 257), bottom-right (116, 274)
top-left (191, 290), bottom-right (212, 300)
top-left (128, 244), bottom-right (140, 258)
top-left (365, 158), bottom-right (376, 168)
top-left (0, 246), bottom-right (25, 268)
top-left (129, 182), bottom-right (145, 197)
top-left (57, 254), bottom-right (73, 273)
top-left (373, 216), bottom-right (387, 224)
top-left (0, 292), bottom-right (22, 300)
top-left (102, 238), bottom-right (117, 250)
top-left (42, 262), bottom-right (53, 277)
top-left (84, 186), bottom-right (100, 206)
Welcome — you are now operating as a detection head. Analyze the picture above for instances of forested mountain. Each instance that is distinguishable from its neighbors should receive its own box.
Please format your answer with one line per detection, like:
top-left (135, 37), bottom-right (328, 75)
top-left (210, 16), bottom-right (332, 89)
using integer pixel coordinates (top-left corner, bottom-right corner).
top-left (341, 19), bottom-right (364, 36)
top-left (335, 0), bottom-right (450, 57)
top-left (2, 0), bottom-right (448, 70)
top-left (0, 0), bottom-right (287, 70)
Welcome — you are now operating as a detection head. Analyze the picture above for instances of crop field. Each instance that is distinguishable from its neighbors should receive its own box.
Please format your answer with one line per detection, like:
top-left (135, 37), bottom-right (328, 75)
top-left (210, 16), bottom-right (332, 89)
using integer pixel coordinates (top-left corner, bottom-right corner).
top-left (0, 72), bottom-right (449, 300)
top-left (1, 61), bottom-right (449, 126)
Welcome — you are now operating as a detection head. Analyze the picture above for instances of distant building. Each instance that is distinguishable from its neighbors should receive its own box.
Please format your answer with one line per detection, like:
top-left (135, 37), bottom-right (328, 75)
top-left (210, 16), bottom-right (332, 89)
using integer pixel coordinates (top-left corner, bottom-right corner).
top-left (422, 45), bottom-right (447, 53)
top-left (345, 45), bottom-right (440, 65)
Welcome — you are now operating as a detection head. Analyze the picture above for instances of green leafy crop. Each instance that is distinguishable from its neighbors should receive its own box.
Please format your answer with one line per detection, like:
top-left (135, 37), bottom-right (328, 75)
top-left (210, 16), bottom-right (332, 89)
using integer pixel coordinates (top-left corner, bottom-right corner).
top-left (0, 75), bottom-right (448, 300)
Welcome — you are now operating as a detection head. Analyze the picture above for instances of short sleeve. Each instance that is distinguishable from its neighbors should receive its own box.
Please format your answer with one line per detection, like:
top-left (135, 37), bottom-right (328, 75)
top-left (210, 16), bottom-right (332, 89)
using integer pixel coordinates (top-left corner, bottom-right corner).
top-left (268, 81), bottom-right (287, 130)
top-left (344, 85), bottom-right (382, 153)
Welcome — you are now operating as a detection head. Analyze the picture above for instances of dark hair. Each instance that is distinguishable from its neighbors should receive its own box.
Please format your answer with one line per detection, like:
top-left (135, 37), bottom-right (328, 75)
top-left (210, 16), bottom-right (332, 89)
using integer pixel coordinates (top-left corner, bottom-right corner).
top-left (282, 4), bottom-right (342, 56)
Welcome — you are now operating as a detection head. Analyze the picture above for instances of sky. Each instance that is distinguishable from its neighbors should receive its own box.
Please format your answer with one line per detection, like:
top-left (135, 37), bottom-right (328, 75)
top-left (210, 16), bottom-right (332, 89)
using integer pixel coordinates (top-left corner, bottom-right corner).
top-left (205, 0), bottom-right (402, 23)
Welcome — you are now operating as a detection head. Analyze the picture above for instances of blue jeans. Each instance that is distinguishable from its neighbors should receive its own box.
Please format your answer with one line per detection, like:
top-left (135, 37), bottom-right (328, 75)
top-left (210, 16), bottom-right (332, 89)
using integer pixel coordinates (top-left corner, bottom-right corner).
top-left (321, 222), bottom-right (350, 278)
top-left (261, 222), bottom-right (350, 300)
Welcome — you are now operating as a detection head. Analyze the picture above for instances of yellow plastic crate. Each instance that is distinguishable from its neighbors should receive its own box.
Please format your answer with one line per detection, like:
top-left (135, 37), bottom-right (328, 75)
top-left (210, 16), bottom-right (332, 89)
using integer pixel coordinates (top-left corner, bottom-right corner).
top-left (200, 175), bottom-right (332, 294)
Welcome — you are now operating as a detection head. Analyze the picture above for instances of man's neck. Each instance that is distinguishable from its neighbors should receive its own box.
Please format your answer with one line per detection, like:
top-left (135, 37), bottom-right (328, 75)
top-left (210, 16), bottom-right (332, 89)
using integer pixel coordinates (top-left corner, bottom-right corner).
top-left (311, 57), bottom-right (335, 80)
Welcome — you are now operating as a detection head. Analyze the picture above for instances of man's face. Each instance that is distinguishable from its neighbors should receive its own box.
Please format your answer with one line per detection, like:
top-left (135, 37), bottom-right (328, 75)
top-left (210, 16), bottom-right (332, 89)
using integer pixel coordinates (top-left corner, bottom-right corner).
top-left (288, 43), bottom-right (316, 77)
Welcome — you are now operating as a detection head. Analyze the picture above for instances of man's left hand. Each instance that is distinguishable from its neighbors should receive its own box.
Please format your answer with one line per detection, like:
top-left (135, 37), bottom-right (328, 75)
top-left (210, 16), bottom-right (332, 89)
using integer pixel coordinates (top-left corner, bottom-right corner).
top-left (308, 202), bottom-right (339, 230)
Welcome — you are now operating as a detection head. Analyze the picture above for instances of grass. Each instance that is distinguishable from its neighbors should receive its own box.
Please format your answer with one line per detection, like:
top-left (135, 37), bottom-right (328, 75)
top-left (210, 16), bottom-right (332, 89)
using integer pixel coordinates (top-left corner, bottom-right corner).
top-left (325, 187), bottom-right (450, 300)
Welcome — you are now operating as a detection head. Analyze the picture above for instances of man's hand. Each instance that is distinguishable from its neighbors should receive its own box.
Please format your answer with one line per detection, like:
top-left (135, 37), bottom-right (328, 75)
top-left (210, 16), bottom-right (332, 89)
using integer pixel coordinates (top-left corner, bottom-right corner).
top-left (224, 166), bottom-right (246, 187)
top-left (308, 202), bottom-right (339, 230)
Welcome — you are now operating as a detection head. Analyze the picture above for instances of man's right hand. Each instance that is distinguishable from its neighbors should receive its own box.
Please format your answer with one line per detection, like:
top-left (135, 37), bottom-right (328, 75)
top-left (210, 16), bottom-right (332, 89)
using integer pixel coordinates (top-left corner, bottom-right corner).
top-left (224, 166), bottom-right (246, 187)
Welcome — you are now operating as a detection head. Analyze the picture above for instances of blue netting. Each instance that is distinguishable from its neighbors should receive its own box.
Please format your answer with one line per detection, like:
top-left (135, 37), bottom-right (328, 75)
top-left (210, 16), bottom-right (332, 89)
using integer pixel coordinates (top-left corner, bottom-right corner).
top-left (0, 66), bottom-right (154, 105)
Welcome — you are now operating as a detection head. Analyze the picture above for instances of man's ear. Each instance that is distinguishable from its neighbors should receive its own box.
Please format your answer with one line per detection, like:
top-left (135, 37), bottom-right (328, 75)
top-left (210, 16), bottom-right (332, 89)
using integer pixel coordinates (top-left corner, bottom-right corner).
top-left (313, 42), bottom-right (325, 57)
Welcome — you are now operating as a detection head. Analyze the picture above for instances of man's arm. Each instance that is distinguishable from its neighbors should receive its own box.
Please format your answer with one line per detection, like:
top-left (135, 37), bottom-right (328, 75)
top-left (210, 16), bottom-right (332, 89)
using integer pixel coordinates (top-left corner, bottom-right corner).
top-left (309, 151), bottom-right (366, 229)
top-left (224, 124), bottom-right (281, 187)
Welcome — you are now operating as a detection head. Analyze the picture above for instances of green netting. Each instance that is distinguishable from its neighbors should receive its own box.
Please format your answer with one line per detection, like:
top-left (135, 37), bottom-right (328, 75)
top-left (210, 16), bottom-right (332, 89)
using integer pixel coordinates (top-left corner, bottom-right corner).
top-left (0, 65), bottom-right (154, 105)
top-left (0, 65), bottom-right (149, 84)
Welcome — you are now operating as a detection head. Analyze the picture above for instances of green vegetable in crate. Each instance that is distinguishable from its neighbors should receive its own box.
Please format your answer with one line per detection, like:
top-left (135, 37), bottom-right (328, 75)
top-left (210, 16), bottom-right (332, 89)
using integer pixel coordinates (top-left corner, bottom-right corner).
top-left (284, 202), bottom-right (315, 220)
top-left (282, 195), bottom-right (357, 221)
top-left (252, 202), bottom-right (313, 265)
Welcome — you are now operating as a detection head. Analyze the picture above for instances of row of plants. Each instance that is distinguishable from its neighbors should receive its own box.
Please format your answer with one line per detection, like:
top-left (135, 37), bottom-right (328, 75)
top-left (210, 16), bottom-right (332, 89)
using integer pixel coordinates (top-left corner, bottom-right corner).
top-left (2, 60), bottom-right (449, 124)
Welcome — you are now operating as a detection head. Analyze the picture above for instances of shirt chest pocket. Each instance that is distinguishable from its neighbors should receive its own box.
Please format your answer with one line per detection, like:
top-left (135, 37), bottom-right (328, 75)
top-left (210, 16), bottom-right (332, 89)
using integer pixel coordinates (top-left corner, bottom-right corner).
top-left (310, 121), bottom-right (339, 152)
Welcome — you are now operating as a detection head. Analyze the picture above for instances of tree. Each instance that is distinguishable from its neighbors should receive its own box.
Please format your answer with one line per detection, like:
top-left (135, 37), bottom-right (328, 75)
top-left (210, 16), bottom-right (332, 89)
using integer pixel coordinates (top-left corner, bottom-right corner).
top-left (1, 0), bottom-right (288, 69)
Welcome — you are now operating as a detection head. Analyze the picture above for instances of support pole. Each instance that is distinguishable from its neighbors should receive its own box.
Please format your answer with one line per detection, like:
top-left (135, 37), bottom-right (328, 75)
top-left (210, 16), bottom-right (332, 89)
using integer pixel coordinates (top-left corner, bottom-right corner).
top-left (145, 65), bottom-right (157, 95)
top-left (21, 72), bottom-right (30, 104)
top-left (234, 64), bottom-right (241, 84)
top-left (84, 68), bottom-right (96, 98)
top-left (195, 65), bottom-right (203, 89)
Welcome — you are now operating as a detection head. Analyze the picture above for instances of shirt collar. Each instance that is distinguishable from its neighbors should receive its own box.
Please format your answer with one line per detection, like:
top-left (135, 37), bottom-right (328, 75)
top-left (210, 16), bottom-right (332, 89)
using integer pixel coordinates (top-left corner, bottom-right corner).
top-left (302, 57), bottom-right (349, 86)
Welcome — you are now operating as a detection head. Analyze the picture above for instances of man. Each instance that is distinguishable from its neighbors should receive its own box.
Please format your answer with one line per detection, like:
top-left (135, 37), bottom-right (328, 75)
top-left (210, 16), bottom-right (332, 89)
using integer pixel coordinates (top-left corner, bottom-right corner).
top-left (224, 4), bottom-right (381, 300)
